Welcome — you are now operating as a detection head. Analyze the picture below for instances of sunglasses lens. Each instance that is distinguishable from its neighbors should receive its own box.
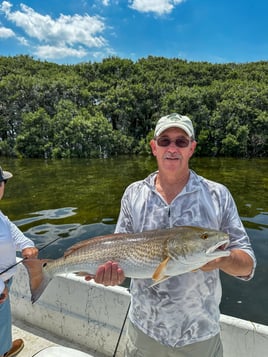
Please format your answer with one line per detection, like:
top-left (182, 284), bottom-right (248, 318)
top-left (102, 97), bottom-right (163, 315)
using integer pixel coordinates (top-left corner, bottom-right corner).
top-left (156, 137), bottom-right (190, 148)
top-left (175, 138), bottom-right (190, 147)
top-left (157, 137), bottom-right (171, 147)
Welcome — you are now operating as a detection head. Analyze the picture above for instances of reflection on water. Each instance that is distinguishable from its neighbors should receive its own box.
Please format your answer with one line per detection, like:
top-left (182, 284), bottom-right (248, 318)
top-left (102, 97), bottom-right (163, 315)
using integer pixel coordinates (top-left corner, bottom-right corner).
top-left (1, 157), bottom-right (268, 325)
top-left (15, 207), bottom-right (77, 226)
top-left (15, 207), bottom-right (115, 259)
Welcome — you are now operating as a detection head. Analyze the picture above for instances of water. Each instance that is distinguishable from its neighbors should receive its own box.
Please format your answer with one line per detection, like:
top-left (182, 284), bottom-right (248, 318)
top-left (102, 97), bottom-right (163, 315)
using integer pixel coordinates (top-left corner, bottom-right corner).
top-left (1, 157), bottom-right (267, 325)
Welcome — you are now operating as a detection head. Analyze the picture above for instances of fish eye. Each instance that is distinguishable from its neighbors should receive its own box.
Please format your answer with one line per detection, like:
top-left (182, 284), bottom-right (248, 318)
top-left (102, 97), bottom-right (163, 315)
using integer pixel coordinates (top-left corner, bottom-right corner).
top-left (201, 233), bottom-right (208, 240)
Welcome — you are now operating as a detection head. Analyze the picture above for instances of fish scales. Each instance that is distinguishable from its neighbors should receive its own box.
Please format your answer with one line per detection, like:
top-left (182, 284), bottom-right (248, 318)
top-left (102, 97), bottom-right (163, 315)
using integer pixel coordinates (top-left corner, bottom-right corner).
top-left (47, 232), bottom-right (168, 277)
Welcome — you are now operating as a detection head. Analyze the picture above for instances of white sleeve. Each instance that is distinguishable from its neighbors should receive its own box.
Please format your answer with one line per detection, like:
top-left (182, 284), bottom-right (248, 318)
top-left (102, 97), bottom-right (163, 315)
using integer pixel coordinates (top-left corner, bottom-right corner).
top-left (0, 279), bottom-right (5, 294)
top-left (9, 220), bottom-right (35, 250)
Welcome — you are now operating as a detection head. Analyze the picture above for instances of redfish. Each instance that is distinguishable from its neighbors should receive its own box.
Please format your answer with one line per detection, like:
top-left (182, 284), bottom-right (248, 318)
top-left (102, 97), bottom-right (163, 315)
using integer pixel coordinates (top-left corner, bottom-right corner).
top-left (24, 225), bottom-right (230, 303)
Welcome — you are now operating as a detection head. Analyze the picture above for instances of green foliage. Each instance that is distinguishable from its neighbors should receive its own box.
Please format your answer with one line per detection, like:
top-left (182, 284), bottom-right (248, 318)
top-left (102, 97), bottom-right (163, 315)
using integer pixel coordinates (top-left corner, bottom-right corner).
top-left (0, 55), bottom-right (267, 158)
top-left (15, 108), bottom-right (53, 158)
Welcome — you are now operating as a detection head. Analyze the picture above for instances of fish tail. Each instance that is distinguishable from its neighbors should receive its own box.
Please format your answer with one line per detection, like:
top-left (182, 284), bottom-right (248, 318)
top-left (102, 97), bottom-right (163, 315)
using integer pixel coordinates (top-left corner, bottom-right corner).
top-left (23, 258), bottom-right (53, 304)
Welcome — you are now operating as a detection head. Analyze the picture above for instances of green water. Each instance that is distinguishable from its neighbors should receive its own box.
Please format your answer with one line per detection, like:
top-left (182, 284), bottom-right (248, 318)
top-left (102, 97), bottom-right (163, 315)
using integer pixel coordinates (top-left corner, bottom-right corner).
top-left (1, 156), bottom-right (268, 324)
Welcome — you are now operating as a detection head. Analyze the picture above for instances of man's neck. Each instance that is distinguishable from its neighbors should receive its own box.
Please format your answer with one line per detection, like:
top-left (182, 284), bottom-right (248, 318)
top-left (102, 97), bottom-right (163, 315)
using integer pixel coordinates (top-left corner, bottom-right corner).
top-left (155, 170), bottom-right (190, 204)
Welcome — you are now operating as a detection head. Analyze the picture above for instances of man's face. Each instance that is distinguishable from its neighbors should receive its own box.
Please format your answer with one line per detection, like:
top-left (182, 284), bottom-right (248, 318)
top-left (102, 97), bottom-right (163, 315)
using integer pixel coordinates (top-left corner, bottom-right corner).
top-left (150, 127), bottom-right (197, 174)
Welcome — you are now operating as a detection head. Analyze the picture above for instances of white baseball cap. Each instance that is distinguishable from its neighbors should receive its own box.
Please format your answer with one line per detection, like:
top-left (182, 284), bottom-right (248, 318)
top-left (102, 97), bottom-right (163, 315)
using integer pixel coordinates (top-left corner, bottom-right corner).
top-left (154, 113), bottom-right (195, 139)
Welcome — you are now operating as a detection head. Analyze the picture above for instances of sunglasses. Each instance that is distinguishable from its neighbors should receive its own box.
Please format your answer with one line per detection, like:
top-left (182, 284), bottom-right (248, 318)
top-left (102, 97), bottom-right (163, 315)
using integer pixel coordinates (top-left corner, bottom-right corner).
top-left (156, 136), bottom-right (191, 148)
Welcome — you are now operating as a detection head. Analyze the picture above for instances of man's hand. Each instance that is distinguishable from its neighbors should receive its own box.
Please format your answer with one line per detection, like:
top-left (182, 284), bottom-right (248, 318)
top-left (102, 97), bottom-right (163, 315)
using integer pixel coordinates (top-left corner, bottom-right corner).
top-left (85, 261), bottom-right (125, 286)
top-left (22, 247), bottom-right (38, 259)
top-left (201, 249), bottom-right (254, 279)
top-left (201, 257), bottom-right (226, 272)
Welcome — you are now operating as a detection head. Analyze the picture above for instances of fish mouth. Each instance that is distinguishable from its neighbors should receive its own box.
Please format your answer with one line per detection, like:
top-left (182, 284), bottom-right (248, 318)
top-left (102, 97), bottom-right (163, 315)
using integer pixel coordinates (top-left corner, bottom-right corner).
top-left (206, 239), bottom-right (230, 255)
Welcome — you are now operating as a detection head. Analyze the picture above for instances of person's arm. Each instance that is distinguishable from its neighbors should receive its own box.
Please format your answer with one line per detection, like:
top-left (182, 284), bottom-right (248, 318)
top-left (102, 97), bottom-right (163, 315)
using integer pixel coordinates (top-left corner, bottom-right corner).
top-left (202, 185), bottom-right (256, 279)
top-left (201, 249), bottom-right (254, 279)
top-left (9, 219), bottom-right (38, 258)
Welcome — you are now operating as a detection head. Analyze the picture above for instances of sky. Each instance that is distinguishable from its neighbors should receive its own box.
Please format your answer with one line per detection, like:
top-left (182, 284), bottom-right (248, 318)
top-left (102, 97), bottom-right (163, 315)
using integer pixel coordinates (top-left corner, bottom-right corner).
top-left (0, 0), bottom-right (267, 65)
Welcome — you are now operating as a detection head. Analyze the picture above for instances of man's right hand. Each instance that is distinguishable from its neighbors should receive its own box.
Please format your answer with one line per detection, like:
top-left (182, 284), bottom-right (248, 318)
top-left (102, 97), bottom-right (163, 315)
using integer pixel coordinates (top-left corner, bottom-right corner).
top-left (84, 261), bottom-right (125, 286)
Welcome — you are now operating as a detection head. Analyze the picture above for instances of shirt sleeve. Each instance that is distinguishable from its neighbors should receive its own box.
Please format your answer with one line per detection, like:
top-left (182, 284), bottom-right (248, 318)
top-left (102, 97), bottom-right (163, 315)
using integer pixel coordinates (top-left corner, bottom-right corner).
top-left (114, 182), bottom-right (139, 234)
top-left (8, 219), bottom-right (35, 251)
top-left (0, 279), bottom-right (5, 294)
top-left (219, 187), bottom-right (256, 280)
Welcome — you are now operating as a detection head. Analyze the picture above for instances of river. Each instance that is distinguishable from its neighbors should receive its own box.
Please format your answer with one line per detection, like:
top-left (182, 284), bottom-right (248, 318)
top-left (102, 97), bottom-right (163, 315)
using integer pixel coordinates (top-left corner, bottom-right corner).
top-left (1, 156), bottom-right (267, 325)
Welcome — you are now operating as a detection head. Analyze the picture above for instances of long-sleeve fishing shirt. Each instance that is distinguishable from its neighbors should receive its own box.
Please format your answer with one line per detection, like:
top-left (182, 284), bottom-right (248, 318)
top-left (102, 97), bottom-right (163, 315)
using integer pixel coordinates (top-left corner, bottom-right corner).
top-left (115, 170), bottom-right (256, 348)
top-left (0, 211), bottom-right (35, 294)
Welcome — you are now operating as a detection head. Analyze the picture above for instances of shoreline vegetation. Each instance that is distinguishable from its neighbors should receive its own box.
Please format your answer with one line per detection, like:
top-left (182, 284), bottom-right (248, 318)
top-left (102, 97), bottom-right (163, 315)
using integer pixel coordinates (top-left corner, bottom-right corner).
top-left (0, 55), bottom-right (267, 159)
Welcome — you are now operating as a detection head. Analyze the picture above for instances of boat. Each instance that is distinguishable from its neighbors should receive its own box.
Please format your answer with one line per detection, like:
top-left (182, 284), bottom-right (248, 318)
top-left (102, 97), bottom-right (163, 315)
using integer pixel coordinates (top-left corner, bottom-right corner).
top-left (10, 259), bottom-right (268, 357)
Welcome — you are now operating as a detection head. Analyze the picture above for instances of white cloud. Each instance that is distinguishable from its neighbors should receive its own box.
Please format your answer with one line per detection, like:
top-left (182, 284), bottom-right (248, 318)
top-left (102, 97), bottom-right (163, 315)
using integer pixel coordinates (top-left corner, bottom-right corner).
top-left (0, 1), bottom-right (11, 13)
top-left (17, 36), bottom-right (29, 46)
top-left (35, 45), bottom-right (88, 60)
top-left (0, 1), bottom-right (109, 59)
top-left (129, 0), bottom-right (185, 15)
top-left (0, 25), bottom-right (14, 38)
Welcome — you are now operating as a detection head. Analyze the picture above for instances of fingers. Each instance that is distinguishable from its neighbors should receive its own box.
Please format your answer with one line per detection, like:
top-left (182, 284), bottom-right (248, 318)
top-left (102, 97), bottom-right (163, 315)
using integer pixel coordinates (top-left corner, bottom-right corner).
top-left (85, 261), bottom-right (125, 286)
top-left (22, 247), bottom-right (39, 259)
top-left (200, 258), bottom-right (223, 272)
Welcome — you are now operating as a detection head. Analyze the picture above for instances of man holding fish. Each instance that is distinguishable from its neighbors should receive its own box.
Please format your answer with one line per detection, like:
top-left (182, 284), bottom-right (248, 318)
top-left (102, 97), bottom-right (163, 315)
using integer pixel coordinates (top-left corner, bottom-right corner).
top-left (89, 113), bottom-right (256, 356)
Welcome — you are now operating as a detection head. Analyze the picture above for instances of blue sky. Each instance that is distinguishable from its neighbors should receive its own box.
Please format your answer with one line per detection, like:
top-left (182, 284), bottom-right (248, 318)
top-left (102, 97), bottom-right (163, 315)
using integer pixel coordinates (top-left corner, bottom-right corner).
top-left (0, 0), bottom-right (267, 64)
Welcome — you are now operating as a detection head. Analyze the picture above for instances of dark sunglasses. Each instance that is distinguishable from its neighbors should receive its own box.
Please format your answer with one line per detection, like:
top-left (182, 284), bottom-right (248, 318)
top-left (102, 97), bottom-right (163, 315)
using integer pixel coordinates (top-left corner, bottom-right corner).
top-left (156, 136), bottom-right (191, 148)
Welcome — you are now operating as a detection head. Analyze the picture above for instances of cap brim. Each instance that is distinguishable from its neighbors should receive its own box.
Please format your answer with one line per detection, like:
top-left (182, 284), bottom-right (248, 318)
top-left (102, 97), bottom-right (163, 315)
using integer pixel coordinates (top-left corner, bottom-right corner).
top-left (2, 170), bottom-right (13, 180)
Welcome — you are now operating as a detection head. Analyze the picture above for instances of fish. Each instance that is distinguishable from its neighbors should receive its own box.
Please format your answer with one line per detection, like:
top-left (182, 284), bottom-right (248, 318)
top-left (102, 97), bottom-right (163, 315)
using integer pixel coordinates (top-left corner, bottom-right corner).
top-left (23, 225), bottom-right (230, 303)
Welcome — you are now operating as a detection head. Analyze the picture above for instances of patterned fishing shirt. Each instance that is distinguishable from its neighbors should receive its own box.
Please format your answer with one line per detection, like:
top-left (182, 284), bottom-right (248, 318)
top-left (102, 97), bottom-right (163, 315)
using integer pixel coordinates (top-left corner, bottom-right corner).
top-left (114, 170), bottom-right (256, 348)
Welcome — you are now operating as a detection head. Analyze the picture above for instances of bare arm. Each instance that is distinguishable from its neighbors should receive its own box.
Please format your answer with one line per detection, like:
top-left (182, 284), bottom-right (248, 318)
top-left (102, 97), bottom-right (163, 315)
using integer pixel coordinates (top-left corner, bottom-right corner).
top-left (201, 249), bottom-right (254, 279)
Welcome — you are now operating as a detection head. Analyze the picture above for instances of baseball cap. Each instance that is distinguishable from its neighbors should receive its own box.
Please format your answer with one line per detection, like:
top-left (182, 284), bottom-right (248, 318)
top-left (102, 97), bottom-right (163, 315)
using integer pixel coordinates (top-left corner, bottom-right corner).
top-left (154, 113), bottom-right (195, 139)
top-left (0, 166), bottom-right (13, 182)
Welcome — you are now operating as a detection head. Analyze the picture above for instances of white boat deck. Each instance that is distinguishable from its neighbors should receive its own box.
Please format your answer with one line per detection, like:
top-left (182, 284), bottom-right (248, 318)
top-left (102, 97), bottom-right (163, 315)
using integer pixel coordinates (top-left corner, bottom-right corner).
top-left (12, 318), bottom-right (102, 357)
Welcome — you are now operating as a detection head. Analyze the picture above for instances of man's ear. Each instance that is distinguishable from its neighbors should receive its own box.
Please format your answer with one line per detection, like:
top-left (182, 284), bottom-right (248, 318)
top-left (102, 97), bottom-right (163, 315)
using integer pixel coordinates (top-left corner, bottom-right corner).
top-left (188, 140), bottom-right (197, 158)
top-left (150, 139), bottom-right (157, 156)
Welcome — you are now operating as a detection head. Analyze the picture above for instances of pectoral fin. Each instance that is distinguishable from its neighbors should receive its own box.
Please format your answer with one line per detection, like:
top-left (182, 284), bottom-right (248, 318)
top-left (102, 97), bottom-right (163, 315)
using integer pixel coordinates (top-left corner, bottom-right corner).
top-left (74, 271), bottom-right (91, 277)
top-left (152, 256), bottom-right (170, 282)
top-left (149, 276), bottom-right (171, 287)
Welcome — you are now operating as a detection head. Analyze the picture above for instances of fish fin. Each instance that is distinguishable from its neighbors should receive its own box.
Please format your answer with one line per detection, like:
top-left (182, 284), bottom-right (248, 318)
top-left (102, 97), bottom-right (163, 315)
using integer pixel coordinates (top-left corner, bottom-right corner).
top-left (152, 256), bottom-right (170, 282)
top-left (23, 258), bottom-right (53, 304)
top-left (149, 275), bottom-right (171, 287)
top-left (74, 271), bottom-right (91, 277)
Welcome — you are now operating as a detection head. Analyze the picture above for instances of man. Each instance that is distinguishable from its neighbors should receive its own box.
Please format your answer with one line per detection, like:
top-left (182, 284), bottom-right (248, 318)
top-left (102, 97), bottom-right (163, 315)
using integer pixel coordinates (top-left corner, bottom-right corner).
top-left (0, 167), bottom-right (38, 357)
top-left (87, 113), bottom-right (256, 356)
